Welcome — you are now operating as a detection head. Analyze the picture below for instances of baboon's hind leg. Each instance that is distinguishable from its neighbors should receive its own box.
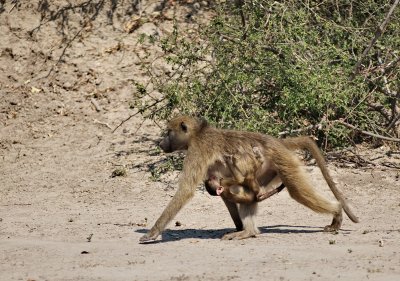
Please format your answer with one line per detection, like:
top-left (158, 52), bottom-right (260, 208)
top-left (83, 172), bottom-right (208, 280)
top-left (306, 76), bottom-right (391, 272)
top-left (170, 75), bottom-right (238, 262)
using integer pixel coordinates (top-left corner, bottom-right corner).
top-left (221, 203), bottom-right (259, 240)
top-left (221, 229), bottom-right (258, 240)
top-left (221, 197), bottom-right (243, 231)
top-left (273, 148), bottom-right (343, 231)
top-left (324, 210), bottom-right (343, 232)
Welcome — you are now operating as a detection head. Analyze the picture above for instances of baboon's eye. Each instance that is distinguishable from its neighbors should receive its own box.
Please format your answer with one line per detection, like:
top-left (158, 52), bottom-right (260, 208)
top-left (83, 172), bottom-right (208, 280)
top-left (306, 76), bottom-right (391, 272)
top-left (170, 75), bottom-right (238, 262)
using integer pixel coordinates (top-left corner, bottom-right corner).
top-left (180, 122), bottom-right (188, 132)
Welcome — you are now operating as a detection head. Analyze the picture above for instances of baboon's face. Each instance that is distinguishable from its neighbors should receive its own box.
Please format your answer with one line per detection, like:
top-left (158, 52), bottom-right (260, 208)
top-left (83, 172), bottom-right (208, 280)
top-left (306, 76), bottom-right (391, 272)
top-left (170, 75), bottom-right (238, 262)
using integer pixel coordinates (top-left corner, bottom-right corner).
top-left (204, 175), bottom-right (224, 196)
top-left (159, 120), bottom-right (190, 153)
top-left (204, 176), bottom-right (219, 196)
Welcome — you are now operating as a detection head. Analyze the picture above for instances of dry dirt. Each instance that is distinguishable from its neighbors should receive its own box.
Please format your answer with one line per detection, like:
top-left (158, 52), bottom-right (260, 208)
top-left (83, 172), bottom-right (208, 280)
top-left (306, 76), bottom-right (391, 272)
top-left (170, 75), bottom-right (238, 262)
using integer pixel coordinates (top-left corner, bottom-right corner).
top-left (1, 1), bottom-right (400, 281)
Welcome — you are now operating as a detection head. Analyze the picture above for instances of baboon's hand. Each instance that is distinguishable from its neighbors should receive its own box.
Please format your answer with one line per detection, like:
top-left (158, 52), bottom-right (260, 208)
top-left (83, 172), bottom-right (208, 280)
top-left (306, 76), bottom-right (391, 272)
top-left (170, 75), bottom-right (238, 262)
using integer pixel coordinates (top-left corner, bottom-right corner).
top-left (223, 154), bottom-right (233, 161)
top-left (223, 154), bottom-right (235, 165)
top-left (139, 229), bottom-right (159, 243)
top-left (256, 191), bottom-right (272, 202)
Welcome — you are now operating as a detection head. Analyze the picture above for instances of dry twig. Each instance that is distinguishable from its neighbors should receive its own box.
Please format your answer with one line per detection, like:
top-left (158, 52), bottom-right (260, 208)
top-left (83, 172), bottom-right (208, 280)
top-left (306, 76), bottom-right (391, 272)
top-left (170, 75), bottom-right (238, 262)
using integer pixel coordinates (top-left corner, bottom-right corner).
top-left (112, 98), bottom-right (165, 133)
top-left (337, 120), bottom-right (400, 142)
top-left (278, 123), bottom-right (323, 136)
top-left (279, 119), bottom-right (400, 142)
top-left (90, 98), bottom-right (102, 112)
top-left (93, 119), bottom-right (112, 130)
top-left (351, 0), bottom-right (400, 79)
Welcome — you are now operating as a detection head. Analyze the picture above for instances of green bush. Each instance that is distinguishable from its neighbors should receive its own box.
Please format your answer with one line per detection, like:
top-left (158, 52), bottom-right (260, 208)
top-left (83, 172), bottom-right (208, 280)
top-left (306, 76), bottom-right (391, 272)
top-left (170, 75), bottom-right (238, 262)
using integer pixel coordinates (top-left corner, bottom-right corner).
top-left (140, 0), bottom-right (400, 149)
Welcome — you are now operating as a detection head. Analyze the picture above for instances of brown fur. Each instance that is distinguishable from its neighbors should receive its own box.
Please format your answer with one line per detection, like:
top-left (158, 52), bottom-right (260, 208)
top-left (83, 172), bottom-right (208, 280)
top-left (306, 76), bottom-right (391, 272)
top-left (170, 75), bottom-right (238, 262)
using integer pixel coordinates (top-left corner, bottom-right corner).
top-left (139, 116), bottom-right (358, 242)
top-left (205, 147), bottom-right (285, 204)
top-left (204, 148), bottom-right (263, 204)
top-left (280, 136), bottom-right (359, 227)
top-left (205, 174), bottom-right (285, 205)
top-left (209, 136), bottom-right (359, 227)
top-left (205, 175), bottom-right (256, 204)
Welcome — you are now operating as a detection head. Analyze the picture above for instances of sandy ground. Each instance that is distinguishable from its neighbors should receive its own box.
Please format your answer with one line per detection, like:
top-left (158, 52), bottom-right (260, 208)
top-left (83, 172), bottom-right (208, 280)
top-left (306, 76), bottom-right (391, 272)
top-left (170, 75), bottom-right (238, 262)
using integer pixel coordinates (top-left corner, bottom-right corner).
top-left (1, 1), bottom-right (400, 281)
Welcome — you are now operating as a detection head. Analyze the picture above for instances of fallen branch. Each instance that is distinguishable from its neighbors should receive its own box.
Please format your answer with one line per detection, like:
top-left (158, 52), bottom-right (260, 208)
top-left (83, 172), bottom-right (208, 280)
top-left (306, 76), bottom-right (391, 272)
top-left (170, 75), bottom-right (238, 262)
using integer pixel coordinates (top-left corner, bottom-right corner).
top-left (279, 119), bottom-right (400, 143)
top-left (9, 0), bottom-right (18, 13)
top-left (93, 119), bottom-right (112, 129)
top-left (350, 0), bottom-right (400, 79)
top-left (337, 120), bottom-right (400, 142)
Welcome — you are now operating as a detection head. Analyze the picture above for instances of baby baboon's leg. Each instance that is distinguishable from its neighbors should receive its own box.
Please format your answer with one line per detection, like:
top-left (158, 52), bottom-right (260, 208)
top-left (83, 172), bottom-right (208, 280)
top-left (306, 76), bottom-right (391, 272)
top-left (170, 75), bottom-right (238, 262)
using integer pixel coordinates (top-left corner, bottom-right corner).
top-left (272, 147), bottom-right (343, 231)
top-left (257, 183), bottom-right (286, 202)
top-left (222, 202), bottom-right (259, 240)
top-left (221, 197), bottom-right (243, 231)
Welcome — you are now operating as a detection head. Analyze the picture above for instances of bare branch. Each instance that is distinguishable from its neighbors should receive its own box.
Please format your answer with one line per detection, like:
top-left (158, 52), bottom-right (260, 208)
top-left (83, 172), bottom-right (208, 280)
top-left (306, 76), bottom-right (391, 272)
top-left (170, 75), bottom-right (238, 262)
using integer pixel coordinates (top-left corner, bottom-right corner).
top-left (337, 120), bottom-right (400, 142)
top-left (383, 56), bottom-right (400, 76)
top-left (112, 98), bottom-right (165, 133)
top-left (278, 123), bottom-right (323, 136)
top-left (35, 0), bottom-right (105, 79)
top-left (350, 0), bottom-right (400, 80)
top-left (368, 102), bottom-right (391, 121)
top-left (279, 119), bottom-right (400, 143)
top-left (387, 114), bottom-right (400, 131)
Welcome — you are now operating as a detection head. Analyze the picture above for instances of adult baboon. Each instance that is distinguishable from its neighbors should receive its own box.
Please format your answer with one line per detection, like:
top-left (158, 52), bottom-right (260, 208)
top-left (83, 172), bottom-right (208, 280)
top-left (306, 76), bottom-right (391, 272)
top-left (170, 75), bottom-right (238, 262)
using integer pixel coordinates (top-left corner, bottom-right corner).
top-left (139, 116), bottom-right (358, 242)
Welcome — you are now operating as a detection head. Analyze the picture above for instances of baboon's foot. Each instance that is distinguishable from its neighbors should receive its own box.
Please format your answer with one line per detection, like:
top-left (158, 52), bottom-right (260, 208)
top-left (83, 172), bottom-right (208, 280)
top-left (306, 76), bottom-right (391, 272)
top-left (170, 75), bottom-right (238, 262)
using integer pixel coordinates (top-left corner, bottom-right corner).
top-left (256, 184), bottom-right (286, 202)
top-left (323, 213), bottom-right (343, 232)
top-left (323, 224), bottom-right (339, 232)
top-left (256, 190), bottom-right (276, 201)
top-left (221, 230), bottom-right (258, 240)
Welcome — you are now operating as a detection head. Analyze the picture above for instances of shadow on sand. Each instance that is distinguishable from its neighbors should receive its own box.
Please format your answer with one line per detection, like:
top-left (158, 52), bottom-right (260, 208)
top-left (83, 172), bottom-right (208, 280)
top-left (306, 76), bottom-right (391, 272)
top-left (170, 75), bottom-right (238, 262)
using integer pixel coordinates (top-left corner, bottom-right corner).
top-left (135, 224), bottom-right (348, 243)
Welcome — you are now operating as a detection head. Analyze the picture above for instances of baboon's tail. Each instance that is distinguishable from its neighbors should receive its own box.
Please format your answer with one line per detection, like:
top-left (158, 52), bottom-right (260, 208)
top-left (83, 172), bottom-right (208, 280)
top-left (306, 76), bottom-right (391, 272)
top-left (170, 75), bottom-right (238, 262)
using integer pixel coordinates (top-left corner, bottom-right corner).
top-left (270, 145), bottom-right (341, 216)
top-left (281, 137), bottom-right (359, 223)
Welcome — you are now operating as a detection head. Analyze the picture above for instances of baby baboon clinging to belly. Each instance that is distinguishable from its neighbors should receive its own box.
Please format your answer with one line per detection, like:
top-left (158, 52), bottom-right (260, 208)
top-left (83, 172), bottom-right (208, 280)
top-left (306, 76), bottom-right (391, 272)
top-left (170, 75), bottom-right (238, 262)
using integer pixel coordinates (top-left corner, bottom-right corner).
top-left (205, 147), bottom-right (285, 204)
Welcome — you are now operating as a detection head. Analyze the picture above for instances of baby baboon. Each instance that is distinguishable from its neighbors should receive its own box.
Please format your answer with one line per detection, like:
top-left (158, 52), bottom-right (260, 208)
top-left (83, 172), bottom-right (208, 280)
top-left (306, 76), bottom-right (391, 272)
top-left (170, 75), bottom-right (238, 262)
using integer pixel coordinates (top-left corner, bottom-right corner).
top-left (224, 146), bottom-right (263, 198)
top-left (205, 146), bottom-right (284, 204)
top-left (205, 173), bottom-right (285, 204)
top-left (205, 174), bottom-right (255, 204)
top-left (139, 116), bottom-right (359, 242)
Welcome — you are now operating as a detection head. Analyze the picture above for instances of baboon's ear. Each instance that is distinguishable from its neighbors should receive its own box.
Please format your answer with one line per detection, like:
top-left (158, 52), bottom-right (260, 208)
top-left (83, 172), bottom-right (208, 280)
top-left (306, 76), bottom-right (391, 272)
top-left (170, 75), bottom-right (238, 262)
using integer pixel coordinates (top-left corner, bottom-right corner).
top-left (180, 122), bottom-right (188, 132)
top-left (198, 117), bottom-right (208, 130)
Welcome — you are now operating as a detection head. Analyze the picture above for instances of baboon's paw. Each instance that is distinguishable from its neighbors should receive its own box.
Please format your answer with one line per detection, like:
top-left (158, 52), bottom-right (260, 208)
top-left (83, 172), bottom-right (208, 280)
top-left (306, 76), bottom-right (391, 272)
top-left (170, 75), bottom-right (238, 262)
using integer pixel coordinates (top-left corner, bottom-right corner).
top-left (139, 230), bottom-right (160, 243)
top-left (221, 230), bottom-right (257, 240)
top-left (323, 225), bottom-right (340, 233)
top-left (223, 154), bottom-right (234, 163)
